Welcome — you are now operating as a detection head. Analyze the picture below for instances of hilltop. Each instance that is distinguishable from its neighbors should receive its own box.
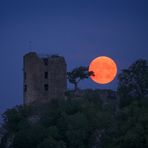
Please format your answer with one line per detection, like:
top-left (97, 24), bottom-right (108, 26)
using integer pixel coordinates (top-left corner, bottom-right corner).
top-left (0, 59), bottom-right (148, 148)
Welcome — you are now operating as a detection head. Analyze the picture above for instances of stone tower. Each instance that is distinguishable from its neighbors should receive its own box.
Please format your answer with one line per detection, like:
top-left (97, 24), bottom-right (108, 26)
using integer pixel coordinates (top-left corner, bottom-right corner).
top-left (23, 52), bottom-right (67, 104)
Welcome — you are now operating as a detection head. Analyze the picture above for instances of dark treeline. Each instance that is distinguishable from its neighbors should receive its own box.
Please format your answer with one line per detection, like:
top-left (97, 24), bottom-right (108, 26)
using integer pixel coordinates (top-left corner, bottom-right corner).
top-left (0, 59), bottom-right (148, 148)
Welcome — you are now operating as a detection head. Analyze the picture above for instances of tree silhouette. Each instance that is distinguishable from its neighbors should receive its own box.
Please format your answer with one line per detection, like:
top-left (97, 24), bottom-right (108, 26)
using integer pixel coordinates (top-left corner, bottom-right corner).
top-left (118, 59), bottom-right (148, 107)
top-left (67, 66), bottom-right (94, 91)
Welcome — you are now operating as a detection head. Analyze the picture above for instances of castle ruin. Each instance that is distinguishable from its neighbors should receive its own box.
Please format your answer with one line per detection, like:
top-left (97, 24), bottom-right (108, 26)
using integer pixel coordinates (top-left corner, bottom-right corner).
top-left (23, 52), bottom-right (67, 104)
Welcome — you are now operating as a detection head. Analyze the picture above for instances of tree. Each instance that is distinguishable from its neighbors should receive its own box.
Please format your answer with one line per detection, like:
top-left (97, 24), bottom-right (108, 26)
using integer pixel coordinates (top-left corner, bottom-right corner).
top-left (13, 125), bottom-right (47, 148)
top-left (67, 66), bottom-right (94, 91)
top-left (102, 99), bottom-right (148, 148)
top-left (117, 59), bottom-right (148, 107)
top-left (2, 105), bottom-right (31, 133)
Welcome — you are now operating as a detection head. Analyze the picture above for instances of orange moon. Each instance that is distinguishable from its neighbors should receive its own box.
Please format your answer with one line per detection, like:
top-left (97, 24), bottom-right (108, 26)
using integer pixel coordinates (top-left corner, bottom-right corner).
top-left (89, 56), bottom-right (117, 84)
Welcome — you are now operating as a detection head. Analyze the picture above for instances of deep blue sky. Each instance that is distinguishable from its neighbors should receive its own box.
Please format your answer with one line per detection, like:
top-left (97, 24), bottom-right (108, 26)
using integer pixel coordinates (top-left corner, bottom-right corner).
top-left (0, 0), bottom-right (148, 118)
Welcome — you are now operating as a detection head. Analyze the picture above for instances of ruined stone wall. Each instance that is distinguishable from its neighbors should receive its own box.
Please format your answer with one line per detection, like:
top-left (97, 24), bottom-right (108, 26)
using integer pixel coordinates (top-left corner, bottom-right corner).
top-left (23, 52), bottom-right (67, 104)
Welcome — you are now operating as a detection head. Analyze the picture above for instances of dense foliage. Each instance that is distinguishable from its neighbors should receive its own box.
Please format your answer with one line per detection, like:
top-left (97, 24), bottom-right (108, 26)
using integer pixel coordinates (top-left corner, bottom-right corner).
top-left (1, 96), bottom-right (110, 148)
top-left (0, 59), bottom-right (148, 148)
top-left (118, 59), bottom-right (148, 107)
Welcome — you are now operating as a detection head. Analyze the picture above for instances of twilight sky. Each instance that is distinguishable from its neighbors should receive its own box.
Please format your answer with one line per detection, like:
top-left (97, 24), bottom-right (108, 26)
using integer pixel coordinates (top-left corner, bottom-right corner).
top-left (0, 0), bottom-right (148, 118)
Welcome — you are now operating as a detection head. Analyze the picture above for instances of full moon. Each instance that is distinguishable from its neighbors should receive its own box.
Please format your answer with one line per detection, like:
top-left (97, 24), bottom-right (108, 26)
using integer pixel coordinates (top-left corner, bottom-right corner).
top-left (89, 56), bottom-right (117, 84)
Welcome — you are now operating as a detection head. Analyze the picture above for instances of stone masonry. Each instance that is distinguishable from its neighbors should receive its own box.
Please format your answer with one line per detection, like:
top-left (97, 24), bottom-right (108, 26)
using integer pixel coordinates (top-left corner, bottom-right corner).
top-left (23, 52), bottom-right (67, 104)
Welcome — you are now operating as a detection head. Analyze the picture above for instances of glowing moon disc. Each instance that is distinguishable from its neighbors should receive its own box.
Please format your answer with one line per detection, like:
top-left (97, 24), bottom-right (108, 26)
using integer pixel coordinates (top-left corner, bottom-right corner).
top-left (89, 56), bottom-right (117, 84)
